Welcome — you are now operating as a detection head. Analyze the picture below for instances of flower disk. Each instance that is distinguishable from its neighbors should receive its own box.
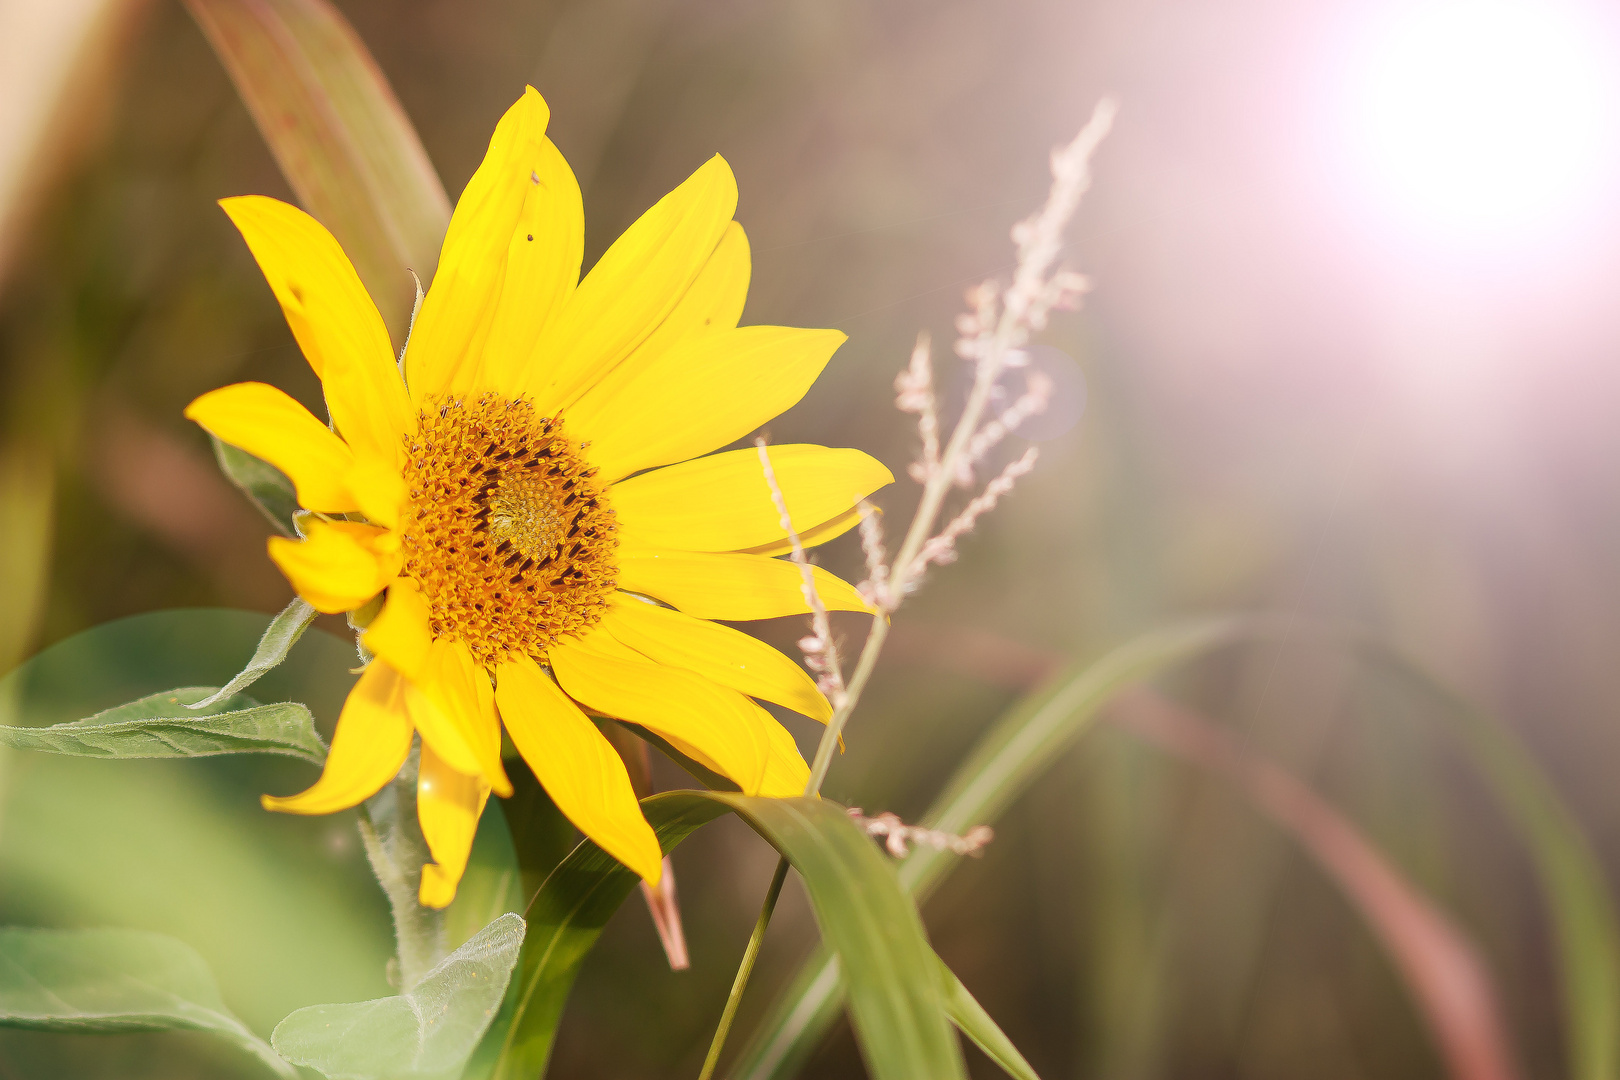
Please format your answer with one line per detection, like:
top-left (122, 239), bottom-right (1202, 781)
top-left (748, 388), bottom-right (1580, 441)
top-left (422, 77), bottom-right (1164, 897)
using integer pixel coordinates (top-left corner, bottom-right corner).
top-left (400, 393), bottom-right (617, 665)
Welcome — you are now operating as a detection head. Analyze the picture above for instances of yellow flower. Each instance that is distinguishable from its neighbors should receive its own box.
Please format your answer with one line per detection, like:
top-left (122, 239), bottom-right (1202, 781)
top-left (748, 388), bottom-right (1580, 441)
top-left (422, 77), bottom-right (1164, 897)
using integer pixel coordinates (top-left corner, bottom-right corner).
top-left (186, 88), bottom-right (890, 908)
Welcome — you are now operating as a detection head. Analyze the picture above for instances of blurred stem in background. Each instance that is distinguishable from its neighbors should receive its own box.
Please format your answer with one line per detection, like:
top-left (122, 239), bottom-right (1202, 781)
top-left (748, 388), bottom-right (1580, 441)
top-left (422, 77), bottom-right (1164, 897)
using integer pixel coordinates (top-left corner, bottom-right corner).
top-left (0, 0), bottom-right (148, 678)
top-left (0, 443), bottom-right (54, 679)
top-left (1078, 727), bottom-right (1170, 1080)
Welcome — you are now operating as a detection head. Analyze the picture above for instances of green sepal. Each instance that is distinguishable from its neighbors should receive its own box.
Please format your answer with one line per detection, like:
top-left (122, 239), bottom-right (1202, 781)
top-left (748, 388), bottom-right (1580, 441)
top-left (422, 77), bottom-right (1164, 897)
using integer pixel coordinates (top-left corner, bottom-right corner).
top-left (211, 435), bottom-right (299, 537)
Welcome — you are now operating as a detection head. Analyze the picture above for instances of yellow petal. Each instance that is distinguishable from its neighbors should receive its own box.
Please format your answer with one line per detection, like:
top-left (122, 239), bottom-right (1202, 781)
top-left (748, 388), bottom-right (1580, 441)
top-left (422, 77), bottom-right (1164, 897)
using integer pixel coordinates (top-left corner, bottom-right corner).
top-left (494, 654), bottom-right (662, 883)
top-left (268, 520), bottom-right (402, 614)
top-left (526, 220), bottom-right (744, 430)
top-left (346, 455), bottom-right (409, 531)
top-left (220, 197), bottom-right (410, 469)
top-left (521, 155), bottom-right (738, 411)
top-left (739, 506), bottom-right (863, 557)
top-left (601, 595), bottom-right (831, 722)
top-left (185, 382), bottom-right (358, 513)
top-left (263, 660), bottom-right (412, 814)
top-left (417, 741), bottom-right (492, 908)
top-left (605, 684), bottom-right (806, 799)
top-left (476, 136), bottom-right (584, 391)
top-left (754, 700), bottom-right (811, 797)
top-left (549, 633), bottom-right (770, 795)
top-left (404, 88), bottom-right (563, 400)
top-left (610, 219), bottom-right (750, 372)
top-left (611, 445), bottom-right (892, 553)
top-left (363, 577), bottom-right (433, 680)
top-left (652, 728), bottom-right (732, 785)
top-left (568, 326), bottom-right (845, 484)
top-left (404, 638), bottom-right (513, 796)
top-left (218, 195), bottom-right (390, 382)
top-left (615, 548), bottom-right (872, 622)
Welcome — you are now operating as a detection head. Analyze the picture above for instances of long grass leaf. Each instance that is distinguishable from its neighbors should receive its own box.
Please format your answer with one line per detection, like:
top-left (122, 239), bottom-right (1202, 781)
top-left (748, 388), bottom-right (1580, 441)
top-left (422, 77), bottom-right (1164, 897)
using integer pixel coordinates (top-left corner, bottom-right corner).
top-left (491, 796), bottom-right (728, 1080)
top-left (183, 0), bottom-right (450, 334)
top-left (731, 615), bottom-right (1247, 1080)
top-left (494, 791), bottom-right (968, 1080)
top-left (1114, 688), bottom-right (1522, 1080)
top-left (1360, 642), bottom-right (1620, 1080)
top-left (937, 956), bottom-right (1042, 1080)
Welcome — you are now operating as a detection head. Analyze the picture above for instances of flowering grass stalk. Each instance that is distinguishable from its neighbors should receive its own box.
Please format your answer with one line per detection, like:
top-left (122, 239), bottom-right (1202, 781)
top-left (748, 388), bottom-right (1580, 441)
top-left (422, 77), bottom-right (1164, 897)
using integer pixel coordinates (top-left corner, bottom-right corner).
top-left (805, 96), bottom-right (1115, 794)
top-left (696, 96), bottom-right (1116, 1080)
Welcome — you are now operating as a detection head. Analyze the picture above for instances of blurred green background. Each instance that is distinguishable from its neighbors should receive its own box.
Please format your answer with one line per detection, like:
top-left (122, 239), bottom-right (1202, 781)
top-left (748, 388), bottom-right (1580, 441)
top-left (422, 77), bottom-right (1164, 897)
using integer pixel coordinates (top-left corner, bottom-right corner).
top-left (4, 0), bottom-right (1620, 1077)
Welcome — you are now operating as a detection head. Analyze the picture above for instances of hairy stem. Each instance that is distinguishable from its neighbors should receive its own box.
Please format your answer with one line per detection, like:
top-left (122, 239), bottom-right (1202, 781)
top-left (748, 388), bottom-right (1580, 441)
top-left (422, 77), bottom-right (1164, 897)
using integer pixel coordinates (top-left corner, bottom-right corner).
top-left (358, 741), bottom-right (445, 990)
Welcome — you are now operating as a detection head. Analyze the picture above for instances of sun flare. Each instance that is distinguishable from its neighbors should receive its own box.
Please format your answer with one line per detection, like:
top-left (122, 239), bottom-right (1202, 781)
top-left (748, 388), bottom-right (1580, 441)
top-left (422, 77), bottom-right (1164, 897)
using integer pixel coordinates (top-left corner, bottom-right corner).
top-left (1339, 0), bottom-right (1619, 245)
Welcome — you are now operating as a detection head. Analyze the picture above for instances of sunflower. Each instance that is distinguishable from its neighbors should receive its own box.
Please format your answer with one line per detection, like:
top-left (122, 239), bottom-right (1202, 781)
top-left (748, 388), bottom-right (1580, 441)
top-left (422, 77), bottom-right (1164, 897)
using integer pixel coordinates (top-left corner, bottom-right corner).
top-left (185, 87), bottom-right (889, 908)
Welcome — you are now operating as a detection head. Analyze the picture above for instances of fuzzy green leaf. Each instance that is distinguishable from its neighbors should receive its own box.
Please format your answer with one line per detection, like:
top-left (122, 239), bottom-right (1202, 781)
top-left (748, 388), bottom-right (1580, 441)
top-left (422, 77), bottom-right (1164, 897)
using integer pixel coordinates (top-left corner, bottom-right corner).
top-left (190, 597), bottom-right (318, 710)
top-left (0, 926), bottom-right (294, 1079)
top-left (271, 912), bottom-right (525, 1080)
top-left (0, 685), bottom-right (326, 765)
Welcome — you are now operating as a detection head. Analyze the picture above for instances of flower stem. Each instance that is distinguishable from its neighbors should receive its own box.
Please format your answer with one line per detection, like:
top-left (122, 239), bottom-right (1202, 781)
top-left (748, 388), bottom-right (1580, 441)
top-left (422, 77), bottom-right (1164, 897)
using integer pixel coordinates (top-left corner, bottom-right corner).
top-left (358, 742), bottom-right (445, 990)
top-left (697, 857), bottom-right (790, 1080)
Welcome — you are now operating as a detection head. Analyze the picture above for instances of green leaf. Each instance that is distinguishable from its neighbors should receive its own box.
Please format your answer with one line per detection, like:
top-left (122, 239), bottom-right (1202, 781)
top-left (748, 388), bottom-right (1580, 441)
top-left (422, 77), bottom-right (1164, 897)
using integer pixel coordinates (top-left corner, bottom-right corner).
top-left (183, 0), bottom-right (451, 337)
top-left (211, 436), bottom-right (300, 537)
top-left (937, 957), bottom-right (1041, 1080)
top-left (443, 797), bottom-right (526, 955)
top-left (491, 794), bottom-right (728, 1080)
top-left (732, 616), bottom-right (1247, 1080)
top-left (493, 791), bottom-right (966, 1080)
top-left (719, 794), bottom-right (965, 1080)
top-left (0, 685), bottom-right (326, 765)
top-left (271, 912), bottom-right (525, 1080)
top-left (458, 771), bottom-right (599, 1080)
top-left (190, 597), bottom-right (318, 710)
top-left (0, 926), bottom-right (295, 1079)
top-left (1361, 642), bottom-right (1620, 1080)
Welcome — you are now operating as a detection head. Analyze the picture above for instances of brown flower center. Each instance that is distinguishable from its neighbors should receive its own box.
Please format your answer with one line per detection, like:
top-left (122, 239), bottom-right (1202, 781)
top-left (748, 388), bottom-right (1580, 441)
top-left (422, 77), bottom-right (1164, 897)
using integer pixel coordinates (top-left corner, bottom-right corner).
top-left (399, 393), bottom-right (616, 666)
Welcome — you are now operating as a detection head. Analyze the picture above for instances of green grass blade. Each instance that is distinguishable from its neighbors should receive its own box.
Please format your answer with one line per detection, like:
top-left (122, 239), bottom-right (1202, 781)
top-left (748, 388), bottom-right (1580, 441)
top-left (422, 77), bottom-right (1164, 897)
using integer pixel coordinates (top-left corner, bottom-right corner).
top-left (183, 0), bottom-right (451, 336)
top-left (491, 795), bottom-right (728, 1080)
top-left (1362, 643), bottom-right (1620, 1080)
top-left (494, 791), bottom-right (969, 1080)
top-left (711, 794), bottom-right (965, 1080)
top-left (937, 955), bottom-right (1041, 1080)
top-left (732, 615), bottom-right (1247, 1080)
